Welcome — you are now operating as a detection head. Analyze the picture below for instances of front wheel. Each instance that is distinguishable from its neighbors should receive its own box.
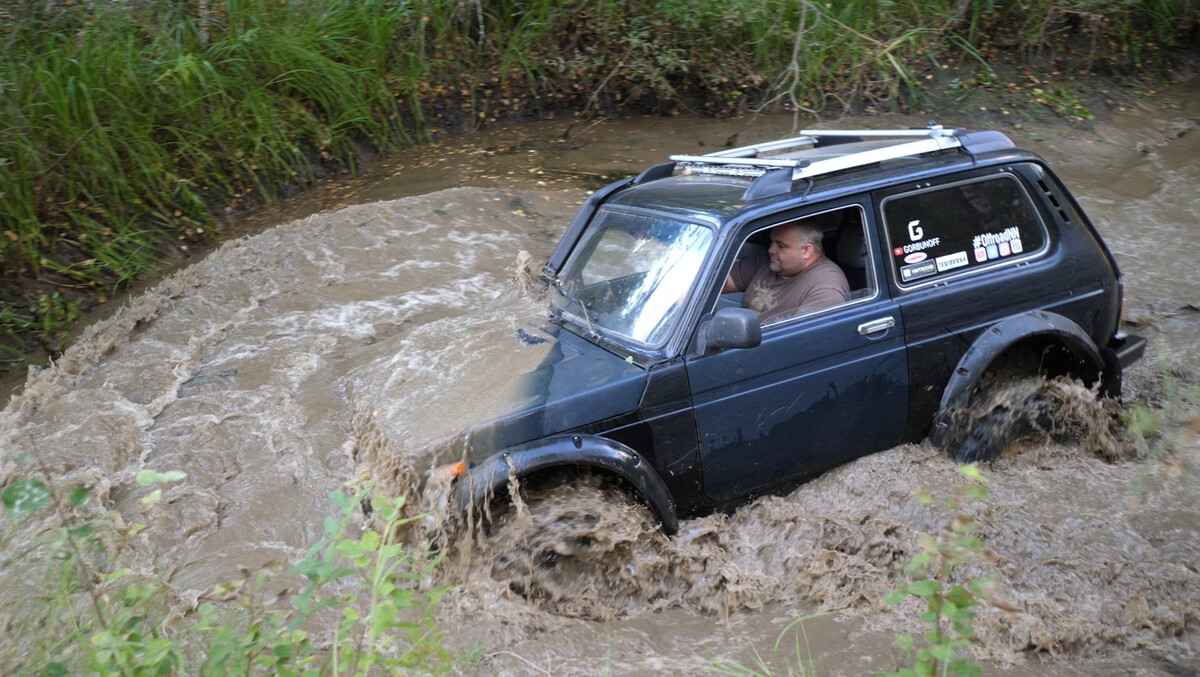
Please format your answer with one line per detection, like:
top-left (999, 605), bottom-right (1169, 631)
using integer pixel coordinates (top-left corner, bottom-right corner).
top-left (478, 472), bottom-right (670, 619)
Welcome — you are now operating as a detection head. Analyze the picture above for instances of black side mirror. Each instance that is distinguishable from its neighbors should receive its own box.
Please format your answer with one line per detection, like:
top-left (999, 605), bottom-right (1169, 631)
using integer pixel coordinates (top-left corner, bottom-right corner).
top-left (697, 307), bottom-right (761, 354)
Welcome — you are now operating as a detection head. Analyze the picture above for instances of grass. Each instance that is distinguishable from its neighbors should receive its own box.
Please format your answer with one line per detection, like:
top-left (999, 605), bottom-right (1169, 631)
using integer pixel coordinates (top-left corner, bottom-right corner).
top-left (1, 461), bottom-right (450, 674)
top-left (1, 0), bottom-right (1195, 373)
top-left (1128, 356), bottom-right (1200, 503)
top-left (708, 612), bottom-right (831, 676)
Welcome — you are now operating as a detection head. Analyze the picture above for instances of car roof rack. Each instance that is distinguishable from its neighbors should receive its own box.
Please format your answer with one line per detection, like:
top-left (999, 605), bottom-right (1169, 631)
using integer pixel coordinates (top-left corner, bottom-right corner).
top-left (664, 123), bottom-right (1015, 200)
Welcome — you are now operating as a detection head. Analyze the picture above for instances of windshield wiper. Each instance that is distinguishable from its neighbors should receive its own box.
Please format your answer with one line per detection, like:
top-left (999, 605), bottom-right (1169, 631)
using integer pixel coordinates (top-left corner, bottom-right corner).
top-left (577, 299), bottom-right (598, 337)
top-left (547, 277), bottom-right (600, 338)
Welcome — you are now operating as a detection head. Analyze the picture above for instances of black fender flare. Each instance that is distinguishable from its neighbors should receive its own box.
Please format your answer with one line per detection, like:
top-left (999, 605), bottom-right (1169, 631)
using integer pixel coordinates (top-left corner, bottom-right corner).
top-left (929, 310), bottom-right (1106, 448)
top-left (454, 434), bottom-right (680, 535)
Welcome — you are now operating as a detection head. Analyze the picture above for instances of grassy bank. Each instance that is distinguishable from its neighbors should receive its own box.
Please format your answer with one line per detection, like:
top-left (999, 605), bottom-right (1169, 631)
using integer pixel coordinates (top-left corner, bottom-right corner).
top-left (1, 0), bottom-right (1195, 372)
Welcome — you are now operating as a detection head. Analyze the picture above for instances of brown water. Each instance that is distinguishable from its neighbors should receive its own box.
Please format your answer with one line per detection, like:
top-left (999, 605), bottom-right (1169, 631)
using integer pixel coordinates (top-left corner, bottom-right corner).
top-left (2, 82), bottom-right (1199, 674)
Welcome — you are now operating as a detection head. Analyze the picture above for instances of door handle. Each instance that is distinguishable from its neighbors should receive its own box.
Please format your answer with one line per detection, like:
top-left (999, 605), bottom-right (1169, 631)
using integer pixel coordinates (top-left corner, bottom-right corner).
top-left (858, 317), bottom-right (895, 336)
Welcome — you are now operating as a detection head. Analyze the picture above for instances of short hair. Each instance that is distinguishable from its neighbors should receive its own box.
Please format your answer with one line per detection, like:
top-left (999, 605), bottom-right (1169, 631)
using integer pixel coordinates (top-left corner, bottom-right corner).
top-left (776, 222), bottom-right (824, 255)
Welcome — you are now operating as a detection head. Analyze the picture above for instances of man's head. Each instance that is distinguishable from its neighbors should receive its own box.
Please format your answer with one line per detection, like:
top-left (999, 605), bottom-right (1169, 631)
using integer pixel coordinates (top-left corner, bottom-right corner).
top-left (768, 223), bottom-right (824, 278)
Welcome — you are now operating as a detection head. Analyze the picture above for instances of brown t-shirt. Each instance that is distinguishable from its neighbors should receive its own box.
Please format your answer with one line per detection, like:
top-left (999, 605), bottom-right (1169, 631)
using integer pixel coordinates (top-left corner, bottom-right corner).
top-left (730, 253), bottom-right (850, 323)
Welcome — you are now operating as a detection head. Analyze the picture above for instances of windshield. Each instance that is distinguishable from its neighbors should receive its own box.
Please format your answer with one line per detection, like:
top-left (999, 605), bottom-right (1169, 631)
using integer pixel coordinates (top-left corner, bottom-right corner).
top-left (551, 208), bottom-right (713, 347)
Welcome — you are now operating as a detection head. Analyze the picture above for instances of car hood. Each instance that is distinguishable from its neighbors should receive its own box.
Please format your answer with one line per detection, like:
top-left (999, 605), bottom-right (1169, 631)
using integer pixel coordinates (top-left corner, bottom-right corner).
top-left (463, 323), bottom-right (647, 458)
top-left (345, 303), bottom-right (647, 473)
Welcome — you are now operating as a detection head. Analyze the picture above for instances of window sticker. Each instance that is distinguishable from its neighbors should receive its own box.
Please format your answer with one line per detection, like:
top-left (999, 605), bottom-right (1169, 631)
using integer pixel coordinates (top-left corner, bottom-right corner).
top-left (935, 251), bottom-right (969, 272)
top-left (972, 227), bottom-right (1023, 252)
top-left (900, 260), bottom-right (937, 282)
top-left (882, 175), bottom-right (1047, 287)
top-left (894, 237), bottom-right (941, 257)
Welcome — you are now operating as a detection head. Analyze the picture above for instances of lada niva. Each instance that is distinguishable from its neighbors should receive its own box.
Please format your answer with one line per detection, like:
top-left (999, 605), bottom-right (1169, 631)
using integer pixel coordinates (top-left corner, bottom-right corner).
top-left (429, 123), bottom-right (1145, 536)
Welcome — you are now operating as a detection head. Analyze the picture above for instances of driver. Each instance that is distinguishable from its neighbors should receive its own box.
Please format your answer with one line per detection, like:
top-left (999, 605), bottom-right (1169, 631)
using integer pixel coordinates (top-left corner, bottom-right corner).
top-left (723, 222), bottom-right (850, 323)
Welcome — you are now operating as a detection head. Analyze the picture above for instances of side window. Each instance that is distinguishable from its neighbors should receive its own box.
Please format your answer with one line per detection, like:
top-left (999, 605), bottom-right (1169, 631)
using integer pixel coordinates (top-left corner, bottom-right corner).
top-left (718, 205), bottom-right (875, 324)
top-left (881, 175), bottom-right (1048, 287)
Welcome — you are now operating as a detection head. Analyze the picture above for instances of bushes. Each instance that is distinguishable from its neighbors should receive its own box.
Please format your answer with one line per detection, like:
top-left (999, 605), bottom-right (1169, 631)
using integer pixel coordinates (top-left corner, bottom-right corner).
top-left (1, 0), bottom-right (1194, 371)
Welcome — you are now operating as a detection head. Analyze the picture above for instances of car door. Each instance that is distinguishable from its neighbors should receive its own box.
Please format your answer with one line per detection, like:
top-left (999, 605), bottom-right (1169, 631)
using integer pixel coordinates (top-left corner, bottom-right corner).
top-left (685, 202), bottom-right (909, 502)
top-left (874, 168), bottom-right (1069, 439)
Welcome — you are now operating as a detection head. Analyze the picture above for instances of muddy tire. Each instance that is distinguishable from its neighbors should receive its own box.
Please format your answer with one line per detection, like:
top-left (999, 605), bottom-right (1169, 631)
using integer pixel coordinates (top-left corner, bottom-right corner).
top-left (480, 472), bottom-right (668, 619)
top-left (947, 376), bottom-right (1121, 463)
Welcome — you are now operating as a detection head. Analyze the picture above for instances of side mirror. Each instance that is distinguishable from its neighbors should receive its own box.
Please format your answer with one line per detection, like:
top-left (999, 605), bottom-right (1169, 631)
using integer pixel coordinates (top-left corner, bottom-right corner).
top-left (697, 307), bottom-right (761, 354)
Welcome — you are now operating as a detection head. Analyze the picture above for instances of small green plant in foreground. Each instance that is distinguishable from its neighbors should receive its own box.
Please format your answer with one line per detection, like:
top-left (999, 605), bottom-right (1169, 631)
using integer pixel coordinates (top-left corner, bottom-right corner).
top-left (194, 489), bottom-right (449, 675)
top-left (878, 465), bottom-right (1011, 677)
top-left (708, 612), bottom-right (831, 677)
top-left (1, 460), bottom-right (448, 675)
top-left (1128, 359), bottom-right (1200, 504)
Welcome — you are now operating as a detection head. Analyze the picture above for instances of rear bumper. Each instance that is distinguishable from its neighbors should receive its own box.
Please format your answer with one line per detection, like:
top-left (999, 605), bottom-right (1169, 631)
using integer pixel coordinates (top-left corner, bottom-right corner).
top-left (1099, 333), bottom-right (1146, 399)
top-left (1110, 333), bottom-right (1147, 369)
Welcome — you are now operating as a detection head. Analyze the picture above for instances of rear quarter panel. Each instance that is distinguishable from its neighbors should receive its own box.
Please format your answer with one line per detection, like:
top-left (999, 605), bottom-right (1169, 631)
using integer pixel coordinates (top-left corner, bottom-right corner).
top-left (875, 162), bottom-right (1120, 440)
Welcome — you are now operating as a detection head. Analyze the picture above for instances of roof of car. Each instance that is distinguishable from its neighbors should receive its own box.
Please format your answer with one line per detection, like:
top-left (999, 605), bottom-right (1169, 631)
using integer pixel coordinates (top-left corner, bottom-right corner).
top-left (599, 125), bottom-right (1029, 226)
top-left (604, 174), bottom-right (752, 221)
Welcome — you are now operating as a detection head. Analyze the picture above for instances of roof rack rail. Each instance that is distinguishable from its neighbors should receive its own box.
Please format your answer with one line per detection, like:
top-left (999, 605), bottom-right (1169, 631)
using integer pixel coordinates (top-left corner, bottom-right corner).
top-left (667, 123), bottom-right (974, 187)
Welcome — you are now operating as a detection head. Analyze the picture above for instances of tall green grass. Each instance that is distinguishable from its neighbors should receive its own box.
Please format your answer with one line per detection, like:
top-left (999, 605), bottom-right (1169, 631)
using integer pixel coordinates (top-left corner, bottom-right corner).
top-left (1, 0), bottom-right (1194, 370)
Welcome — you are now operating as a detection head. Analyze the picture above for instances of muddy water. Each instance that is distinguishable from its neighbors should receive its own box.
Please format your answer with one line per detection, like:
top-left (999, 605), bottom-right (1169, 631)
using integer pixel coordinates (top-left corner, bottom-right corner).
top-left (3, 83), bottom-right (1200, 674)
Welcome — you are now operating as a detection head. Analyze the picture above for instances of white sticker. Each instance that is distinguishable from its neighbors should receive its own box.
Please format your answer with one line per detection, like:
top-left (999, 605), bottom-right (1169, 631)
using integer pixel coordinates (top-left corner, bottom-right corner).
top-left (904, 252), bottom-right (928, 264)
top-left (972, 226), bottom-right (1021, 250)
top-left (900, 260), bottom-right (937, 282)
top-left (901, 237), bottom-right (941, 254)
top-left (935, 251), bottom-right (969, 272)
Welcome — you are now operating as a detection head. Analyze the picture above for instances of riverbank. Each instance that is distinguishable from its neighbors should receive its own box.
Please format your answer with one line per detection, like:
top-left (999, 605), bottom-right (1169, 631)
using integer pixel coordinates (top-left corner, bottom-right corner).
top-left (1, 0), bottom-right (1196, 377)
top-left (2, 100), bottom-right (1198, 672)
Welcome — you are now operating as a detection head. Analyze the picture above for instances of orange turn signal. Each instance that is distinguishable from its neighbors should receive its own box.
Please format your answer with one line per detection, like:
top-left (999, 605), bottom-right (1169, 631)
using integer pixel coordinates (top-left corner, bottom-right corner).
top-left (430, 461), bottom-right (465, 482)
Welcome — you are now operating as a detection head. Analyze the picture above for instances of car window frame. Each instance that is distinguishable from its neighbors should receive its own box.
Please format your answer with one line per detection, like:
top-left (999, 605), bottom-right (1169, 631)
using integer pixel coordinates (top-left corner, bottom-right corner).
top-left (554, 204), bottom-right (721, 354)
top-left (879, 172), bottom-right (1052, 292)
top-left (712, 203), bottom-right (880, 331)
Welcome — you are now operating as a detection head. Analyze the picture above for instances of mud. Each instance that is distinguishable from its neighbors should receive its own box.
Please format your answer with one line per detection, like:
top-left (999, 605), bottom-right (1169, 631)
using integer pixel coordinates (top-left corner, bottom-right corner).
top-left (938, 376), bottom-right (1133, 465)
top-left (439, 431), bottom-right (1199, 669)
top-left (3, 82), bottom-right (1200, 674)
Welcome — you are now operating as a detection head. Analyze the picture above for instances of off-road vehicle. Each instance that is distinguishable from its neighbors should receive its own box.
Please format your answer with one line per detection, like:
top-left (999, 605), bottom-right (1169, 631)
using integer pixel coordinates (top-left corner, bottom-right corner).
top-left (431, 123), bottom-right (1145, 535)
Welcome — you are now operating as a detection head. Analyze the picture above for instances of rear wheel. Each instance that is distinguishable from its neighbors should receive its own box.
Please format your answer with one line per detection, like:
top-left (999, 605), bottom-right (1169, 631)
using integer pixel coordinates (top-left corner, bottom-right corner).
top-left (945, 375), bottom-right (1124, 463)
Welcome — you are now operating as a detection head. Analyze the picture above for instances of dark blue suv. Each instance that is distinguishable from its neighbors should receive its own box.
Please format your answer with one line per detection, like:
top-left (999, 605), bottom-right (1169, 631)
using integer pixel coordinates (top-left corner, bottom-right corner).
top-left (433, 124), bottom-right (1145, 536)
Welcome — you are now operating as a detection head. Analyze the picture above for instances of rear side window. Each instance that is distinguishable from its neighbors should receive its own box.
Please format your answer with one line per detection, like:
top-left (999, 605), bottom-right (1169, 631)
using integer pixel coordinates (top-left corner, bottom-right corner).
top-left (882, 175), bottom-right (1047, 287)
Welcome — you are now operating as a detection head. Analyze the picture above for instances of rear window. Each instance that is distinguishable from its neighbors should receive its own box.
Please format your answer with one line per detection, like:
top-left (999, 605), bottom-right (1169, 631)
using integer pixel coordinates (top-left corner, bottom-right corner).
top-left (882, 175), bottom-right (1047, 287)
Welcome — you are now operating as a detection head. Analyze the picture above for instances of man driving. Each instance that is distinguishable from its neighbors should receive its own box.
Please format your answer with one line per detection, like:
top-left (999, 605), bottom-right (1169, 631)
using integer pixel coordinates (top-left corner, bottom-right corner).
top-left (723, 222), bottom-right (850, 323)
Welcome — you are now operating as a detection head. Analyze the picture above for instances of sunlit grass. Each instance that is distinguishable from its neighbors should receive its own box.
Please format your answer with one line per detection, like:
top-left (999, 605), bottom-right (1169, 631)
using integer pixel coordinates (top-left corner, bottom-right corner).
top-left (0, 0), bottom-right (1193, 369)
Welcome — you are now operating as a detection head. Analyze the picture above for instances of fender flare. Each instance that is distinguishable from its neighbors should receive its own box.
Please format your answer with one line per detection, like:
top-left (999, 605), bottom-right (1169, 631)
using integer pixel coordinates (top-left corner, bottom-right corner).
top-left (929, 311), bottom-right (1106, 447)
top-left (454, 434), bottom-right (680, 535)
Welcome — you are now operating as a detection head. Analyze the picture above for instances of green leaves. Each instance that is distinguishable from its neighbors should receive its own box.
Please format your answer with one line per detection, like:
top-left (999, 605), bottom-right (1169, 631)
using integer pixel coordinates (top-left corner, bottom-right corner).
top-left (2, 477), bottom-right (51, 516)
top-left (906, 580), bottom-right (940, 598)
top-left (134, 469), bottom-right (187, 506)
top-left (956, 464), bottom-right (985, 482)
top-left (135, 469), bottom-right (187, 486)
top-left (69, 485), bottom-right (90, 507)
top-left (880, 465), bottom-right (1000, 677)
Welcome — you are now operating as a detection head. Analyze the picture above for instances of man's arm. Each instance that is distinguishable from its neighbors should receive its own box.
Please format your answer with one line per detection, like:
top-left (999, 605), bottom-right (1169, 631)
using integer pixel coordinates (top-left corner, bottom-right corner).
top-left (725, 252), bottom-right (764, 294)
top-left (794, 283), bottom-right (850, 316)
